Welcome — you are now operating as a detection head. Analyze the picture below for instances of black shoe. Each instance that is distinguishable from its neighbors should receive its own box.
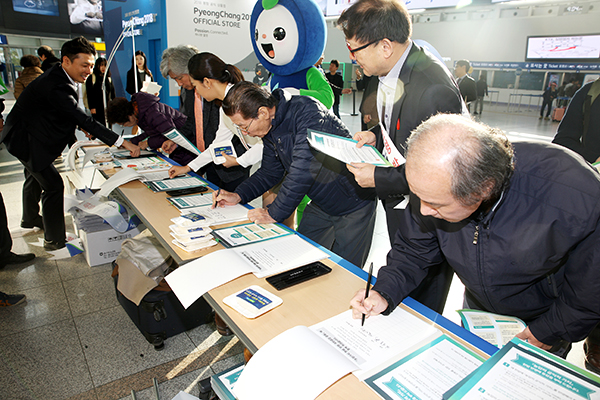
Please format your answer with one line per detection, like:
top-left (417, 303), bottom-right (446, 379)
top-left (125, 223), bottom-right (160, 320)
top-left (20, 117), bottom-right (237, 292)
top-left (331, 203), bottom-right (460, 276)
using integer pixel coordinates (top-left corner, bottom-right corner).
top-left (43, 240), bottom-right (66, 251)
top-left (21, 216), bottom-right (44, 230)
top-left (0, 252), bottom-right (36, 269)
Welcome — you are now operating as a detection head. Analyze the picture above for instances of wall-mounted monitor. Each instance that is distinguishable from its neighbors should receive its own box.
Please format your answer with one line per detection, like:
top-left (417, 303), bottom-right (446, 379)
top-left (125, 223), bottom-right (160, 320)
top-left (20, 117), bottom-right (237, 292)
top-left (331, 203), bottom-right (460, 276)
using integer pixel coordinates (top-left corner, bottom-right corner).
top-left (526, 34), bottom-right (600, 62)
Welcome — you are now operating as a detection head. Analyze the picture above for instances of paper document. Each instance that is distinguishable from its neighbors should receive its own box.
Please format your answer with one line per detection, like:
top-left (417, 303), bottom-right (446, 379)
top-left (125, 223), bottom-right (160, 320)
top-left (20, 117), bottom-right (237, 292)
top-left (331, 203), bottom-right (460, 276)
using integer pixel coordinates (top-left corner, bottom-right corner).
top-left (113, 157), bottom-right (172, 173)
top-left (66, 139), bottom-right (105, 172)
top-left (147, 176), bottom-right (206, 192)
top-left (162, 128), bottom-right (201, 156)
top-left (457, 309), bottom-right (526, 348)
top-left (97, 168), bottom-right (144, 197)
top-left (307, 129), bottom-right (393, 167)
top-left (167, 193), bottom-right (213, 209)
top-left (365, 335), bottom-right (484, 400)
top-left (444, 338), bottom-right (600, 399)
top-left (233, 307), bottom-right (442, 400)
top-left (141, 81), bottom-right (162, 94)
top-left (165, 234), bottom-right (328, 308)
top-left (184, 204), bottom-right (250, 225)
top-left (211, 223), bottom-right (293, 247)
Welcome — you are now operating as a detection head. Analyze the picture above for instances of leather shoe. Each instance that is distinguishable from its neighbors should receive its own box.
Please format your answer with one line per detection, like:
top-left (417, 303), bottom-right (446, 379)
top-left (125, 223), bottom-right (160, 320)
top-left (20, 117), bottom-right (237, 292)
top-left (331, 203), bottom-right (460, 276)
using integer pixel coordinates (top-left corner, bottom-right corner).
top-left (0, 252), bottom-right (36, 269)
top-left (43, 240), bottom-right (66, 251)
top-left (21, 216), bottom-right (44, 230)
top-left (584, 338), bottom-right (600, 375)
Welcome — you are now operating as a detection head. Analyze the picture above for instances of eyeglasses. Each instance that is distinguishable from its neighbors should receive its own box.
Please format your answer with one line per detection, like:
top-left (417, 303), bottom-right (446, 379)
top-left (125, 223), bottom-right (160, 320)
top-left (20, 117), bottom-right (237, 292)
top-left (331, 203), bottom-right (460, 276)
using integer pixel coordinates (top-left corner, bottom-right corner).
top-left (346, 39), bottom-right (380, 56)
top-left (236, 118), bottom-right (255, 133)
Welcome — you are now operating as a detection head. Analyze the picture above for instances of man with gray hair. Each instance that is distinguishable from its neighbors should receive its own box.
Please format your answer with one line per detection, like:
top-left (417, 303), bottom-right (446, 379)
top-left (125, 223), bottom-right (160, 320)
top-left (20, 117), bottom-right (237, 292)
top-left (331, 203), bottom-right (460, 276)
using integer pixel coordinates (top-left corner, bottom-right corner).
top-left (351, 113), bottom-right (600, 357)
top-left (159, 45), bottom-right (216, 165)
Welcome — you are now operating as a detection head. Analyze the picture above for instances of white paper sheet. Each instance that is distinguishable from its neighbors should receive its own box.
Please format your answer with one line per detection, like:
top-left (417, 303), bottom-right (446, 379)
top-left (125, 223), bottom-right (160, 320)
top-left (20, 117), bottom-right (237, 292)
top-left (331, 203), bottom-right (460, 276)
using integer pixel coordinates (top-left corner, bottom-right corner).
top-left (233, 326), bottom-right (358, 400)
top-left (165, 235), bottom-right (328, 308)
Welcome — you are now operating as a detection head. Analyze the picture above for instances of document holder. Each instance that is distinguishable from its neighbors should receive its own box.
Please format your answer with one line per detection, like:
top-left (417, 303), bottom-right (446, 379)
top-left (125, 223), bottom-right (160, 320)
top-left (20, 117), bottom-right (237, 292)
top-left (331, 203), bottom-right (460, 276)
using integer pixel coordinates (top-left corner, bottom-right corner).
top-left (266, 261), bottom-right (332, 290)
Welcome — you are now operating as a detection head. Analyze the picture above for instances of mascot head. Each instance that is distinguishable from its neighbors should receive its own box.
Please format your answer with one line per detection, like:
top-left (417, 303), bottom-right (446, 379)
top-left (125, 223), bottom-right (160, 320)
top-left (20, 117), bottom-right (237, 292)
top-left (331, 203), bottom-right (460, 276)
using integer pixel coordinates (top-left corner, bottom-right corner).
top-left (250, 0), bottom-right (326, 77)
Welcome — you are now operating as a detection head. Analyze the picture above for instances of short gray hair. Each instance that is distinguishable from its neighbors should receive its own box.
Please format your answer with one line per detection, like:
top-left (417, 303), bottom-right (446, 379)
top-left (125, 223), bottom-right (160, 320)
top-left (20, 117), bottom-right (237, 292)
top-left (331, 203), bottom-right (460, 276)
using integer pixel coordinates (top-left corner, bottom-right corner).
top-left (407, 114), bottom-right (514, 206)
top-left (160, 45), bottom-right (199, 78)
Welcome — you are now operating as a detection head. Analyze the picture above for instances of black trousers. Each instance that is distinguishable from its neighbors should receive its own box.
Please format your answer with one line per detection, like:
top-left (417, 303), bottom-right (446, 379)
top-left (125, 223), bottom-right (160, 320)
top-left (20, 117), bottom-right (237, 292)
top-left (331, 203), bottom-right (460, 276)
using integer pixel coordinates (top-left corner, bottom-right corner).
top-left (384, 199), bottom-right (454, 314)
top-left (0, 192), bottom-right (12, 259)
top-left (22, 163), bottom-right (65, 243)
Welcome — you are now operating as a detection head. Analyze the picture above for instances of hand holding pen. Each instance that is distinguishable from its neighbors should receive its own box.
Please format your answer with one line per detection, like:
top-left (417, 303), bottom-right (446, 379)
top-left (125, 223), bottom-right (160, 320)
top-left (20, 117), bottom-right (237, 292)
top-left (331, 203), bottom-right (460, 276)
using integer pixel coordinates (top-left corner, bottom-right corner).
top-left (211, 188), bottom-right (242, 209)
top-left (349, 263), bottom-right (389, 322)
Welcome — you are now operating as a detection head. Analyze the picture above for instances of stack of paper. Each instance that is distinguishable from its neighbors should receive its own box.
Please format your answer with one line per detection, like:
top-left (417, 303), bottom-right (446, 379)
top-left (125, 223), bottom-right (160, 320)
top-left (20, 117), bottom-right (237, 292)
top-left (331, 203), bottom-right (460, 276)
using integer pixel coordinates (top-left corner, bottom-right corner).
top-left (170, 213), bottom-right (217, 252)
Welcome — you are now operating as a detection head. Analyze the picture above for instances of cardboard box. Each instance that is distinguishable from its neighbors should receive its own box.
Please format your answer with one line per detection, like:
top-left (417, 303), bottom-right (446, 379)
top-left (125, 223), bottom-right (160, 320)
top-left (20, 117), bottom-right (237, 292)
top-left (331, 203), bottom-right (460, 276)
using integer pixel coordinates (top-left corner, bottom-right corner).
top-left (79, 223), bottom-right (146, 267)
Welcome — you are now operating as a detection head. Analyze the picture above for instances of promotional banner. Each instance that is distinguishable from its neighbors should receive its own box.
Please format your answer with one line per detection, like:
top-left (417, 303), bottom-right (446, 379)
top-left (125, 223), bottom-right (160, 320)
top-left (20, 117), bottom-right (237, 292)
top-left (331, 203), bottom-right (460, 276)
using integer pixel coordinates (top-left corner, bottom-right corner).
top-left (166, 0), bottom-right (255, 65)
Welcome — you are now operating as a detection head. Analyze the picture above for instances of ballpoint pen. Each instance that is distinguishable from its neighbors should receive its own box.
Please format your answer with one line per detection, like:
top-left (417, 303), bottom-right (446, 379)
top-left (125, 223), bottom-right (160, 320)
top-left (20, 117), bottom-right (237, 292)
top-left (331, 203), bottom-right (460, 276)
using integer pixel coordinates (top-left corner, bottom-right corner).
top-left (361, 262), bottom-right (373, 327)
top-left (212, 188), bottom-right (221, 208)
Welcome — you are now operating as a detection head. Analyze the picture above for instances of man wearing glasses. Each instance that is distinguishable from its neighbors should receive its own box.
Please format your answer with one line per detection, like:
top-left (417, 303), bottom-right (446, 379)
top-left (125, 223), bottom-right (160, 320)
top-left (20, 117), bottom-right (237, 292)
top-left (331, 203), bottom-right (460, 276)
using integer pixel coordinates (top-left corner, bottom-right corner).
top-left (214, 81), bottom-right (378, 269)
top-left (337, 0), bottom-right (464, 313)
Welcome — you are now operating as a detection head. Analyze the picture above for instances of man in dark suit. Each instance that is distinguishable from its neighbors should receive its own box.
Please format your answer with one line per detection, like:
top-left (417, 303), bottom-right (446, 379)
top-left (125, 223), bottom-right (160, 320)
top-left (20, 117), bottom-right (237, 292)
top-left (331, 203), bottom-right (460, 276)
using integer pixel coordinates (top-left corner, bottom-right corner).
top-left (455, 59), bottom-right (477, 112)
top-left (1, 37), bottom-right (139, 250)
top-left (336, 0), bottom-right (464, 313)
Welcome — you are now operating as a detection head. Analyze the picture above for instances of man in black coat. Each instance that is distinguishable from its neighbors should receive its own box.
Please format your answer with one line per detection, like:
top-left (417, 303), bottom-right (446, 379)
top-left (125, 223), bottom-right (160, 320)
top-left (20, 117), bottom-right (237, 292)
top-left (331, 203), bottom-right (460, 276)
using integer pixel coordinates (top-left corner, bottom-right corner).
top-left (336, 0), bottom-right (464, 313)
top-left (455, 59), bottom-right (477, 111)
top-left (37, 45), bottom-right (60, 72)
top-left (1, 37), bottom-right (139, 250)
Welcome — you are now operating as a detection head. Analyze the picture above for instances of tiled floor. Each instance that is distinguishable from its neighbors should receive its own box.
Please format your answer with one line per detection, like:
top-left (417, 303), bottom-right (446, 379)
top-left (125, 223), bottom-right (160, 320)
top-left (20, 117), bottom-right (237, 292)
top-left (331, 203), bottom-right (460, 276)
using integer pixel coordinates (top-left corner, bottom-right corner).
top-left (0, 93), bottom-right (587, 400)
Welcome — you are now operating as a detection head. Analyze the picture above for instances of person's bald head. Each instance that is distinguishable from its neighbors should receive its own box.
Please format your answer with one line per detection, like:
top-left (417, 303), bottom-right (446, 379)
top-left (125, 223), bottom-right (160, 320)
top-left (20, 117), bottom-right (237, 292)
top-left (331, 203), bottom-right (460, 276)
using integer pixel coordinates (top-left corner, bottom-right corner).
top-left (405, 114), bottom-right (514, 222)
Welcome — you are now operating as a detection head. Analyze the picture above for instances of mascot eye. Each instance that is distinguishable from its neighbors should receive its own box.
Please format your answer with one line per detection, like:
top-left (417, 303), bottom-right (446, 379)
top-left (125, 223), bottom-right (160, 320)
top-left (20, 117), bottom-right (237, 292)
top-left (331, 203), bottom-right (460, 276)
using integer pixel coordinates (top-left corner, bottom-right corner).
top-left (273, 27), bottom-right (286, 41)
top-left (255, 28), bottom-right (259, 42)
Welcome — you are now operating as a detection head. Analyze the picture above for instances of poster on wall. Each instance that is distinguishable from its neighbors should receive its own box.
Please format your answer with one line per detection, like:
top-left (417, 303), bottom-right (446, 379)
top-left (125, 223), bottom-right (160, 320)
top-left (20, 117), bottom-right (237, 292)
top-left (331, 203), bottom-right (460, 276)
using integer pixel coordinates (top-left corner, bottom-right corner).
top-left (166, 0), bottom-right (255, 65)
top-left (69, 0), bottom-right (104, 36)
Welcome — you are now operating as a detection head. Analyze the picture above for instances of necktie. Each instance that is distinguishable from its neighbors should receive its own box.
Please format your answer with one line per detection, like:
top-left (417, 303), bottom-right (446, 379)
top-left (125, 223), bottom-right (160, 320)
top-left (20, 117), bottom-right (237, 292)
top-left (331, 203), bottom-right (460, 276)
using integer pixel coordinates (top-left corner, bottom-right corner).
top-left (194, 92), bottom-right (205, 152)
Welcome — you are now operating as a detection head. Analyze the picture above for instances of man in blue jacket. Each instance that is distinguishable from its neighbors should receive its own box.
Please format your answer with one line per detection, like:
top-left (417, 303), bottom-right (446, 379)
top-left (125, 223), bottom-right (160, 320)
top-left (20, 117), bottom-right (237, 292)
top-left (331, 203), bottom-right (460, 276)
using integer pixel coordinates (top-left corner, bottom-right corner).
top-left (351, 114), bottom-right (600, 357)
top-left (215, 81), bottom-right (377, 268)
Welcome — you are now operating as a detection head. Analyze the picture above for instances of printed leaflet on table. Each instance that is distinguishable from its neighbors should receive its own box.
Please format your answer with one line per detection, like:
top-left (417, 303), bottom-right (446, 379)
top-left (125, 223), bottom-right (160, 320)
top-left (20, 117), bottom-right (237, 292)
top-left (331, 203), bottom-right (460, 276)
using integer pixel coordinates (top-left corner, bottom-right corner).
top-left (165, 234), bottom-right (328, 308)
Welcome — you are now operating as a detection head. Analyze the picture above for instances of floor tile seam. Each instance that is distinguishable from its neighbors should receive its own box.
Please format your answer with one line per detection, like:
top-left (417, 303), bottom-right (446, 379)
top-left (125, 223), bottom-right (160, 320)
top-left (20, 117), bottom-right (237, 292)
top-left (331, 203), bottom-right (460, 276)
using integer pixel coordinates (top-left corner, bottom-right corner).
top-left (58, 272), bottom-right (99, 389)
top-left (75, 340), bottom-right (239, 400)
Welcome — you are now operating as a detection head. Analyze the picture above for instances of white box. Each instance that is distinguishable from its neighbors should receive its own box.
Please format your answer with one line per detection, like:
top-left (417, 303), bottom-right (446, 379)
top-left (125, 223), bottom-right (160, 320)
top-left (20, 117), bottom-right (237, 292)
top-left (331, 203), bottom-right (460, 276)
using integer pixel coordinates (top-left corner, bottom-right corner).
top-left (79, 224), bottom-right (145, 267)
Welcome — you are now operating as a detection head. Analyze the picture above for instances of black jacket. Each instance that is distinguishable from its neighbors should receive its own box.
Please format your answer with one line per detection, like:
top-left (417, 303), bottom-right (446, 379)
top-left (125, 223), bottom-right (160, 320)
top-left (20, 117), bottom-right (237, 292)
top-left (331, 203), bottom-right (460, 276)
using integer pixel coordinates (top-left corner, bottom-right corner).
top-left (553, 80), bottom-right (600, 163)
top-left (375, 141), bottom-right (600, 346)
top-left (372, 43), bottom-right (463, 202)
top-left (235, 89), bottom-right (375, 222)
top-left (458, 75), bottom-right (477, 103)
top-left (1, 64), bottom-right (119, 171)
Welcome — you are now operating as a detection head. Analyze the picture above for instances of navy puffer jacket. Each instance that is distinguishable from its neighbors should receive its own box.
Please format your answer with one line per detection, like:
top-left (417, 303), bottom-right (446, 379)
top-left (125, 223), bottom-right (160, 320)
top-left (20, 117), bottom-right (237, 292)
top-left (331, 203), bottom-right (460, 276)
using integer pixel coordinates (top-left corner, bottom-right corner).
top-left (235, 89), bottom-right (375, 222)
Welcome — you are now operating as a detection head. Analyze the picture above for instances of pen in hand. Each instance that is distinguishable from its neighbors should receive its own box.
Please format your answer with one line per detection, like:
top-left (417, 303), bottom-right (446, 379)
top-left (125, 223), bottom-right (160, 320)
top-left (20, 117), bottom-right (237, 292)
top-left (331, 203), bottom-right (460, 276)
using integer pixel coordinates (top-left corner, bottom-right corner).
top-left (361, 262), bottom-right (374, 327)
top-left (212, 188), bottom-right (221, 209)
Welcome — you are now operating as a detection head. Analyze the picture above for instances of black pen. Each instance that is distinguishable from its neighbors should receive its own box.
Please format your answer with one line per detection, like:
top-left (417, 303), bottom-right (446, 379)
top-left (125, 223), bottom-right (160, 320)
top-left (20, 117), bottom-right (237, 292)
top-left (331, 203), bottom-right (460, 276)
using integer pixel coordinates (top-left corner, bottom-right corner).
top-left (361, 262), bottom-right (374, 326)
top-left (212, 188), bottom-right (221, 208)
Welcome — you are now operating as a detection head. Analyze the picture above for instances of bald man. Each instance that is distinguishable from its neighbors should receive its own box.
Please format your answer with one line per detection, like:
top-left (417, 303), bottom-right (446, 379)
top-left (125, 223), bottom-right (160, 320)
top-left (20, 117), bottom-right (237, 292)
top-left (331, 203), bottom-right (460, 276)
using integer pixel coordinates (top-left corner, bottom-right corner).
top-left (351, 114), bottom-right (600, 358)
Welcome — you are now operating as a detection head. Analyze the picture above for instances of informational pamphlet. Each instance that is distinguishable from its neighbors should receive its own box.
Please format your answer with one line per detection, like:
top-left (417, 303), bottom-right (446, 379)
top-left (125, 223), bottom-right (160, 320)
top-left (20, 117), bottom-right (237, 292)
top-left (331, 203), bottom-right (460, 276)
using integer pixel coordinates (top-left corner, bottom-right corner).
top-left (146, 176), bottom-right (206, 193)
top-left (162, 128), bottom-right (201, 156)
top-left (365, 335), bottom-right (485, 400)
top-left (211, 222), bottom-right (293, 247)
top-left (444, 338), bottom-right (600, 399)
top-left (167, 192), bottom-right (213, 209)
top-left (457, 309), bottom-right (527, 348)
top-left (307, 129), bottom-right (393, 167)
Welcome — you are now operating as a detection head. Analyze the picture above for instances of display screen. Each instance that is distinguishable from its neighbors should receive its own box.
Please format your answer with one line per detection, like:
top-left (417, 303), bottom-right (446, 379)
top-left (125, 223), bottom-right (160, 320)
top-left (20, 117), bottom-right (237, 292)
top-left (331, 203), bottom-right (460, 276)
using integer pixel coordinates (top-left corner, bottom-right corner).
top-left (526, 34), bottom-right (600, 61)
top-left (12, 0), bottom-right (60, 16)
